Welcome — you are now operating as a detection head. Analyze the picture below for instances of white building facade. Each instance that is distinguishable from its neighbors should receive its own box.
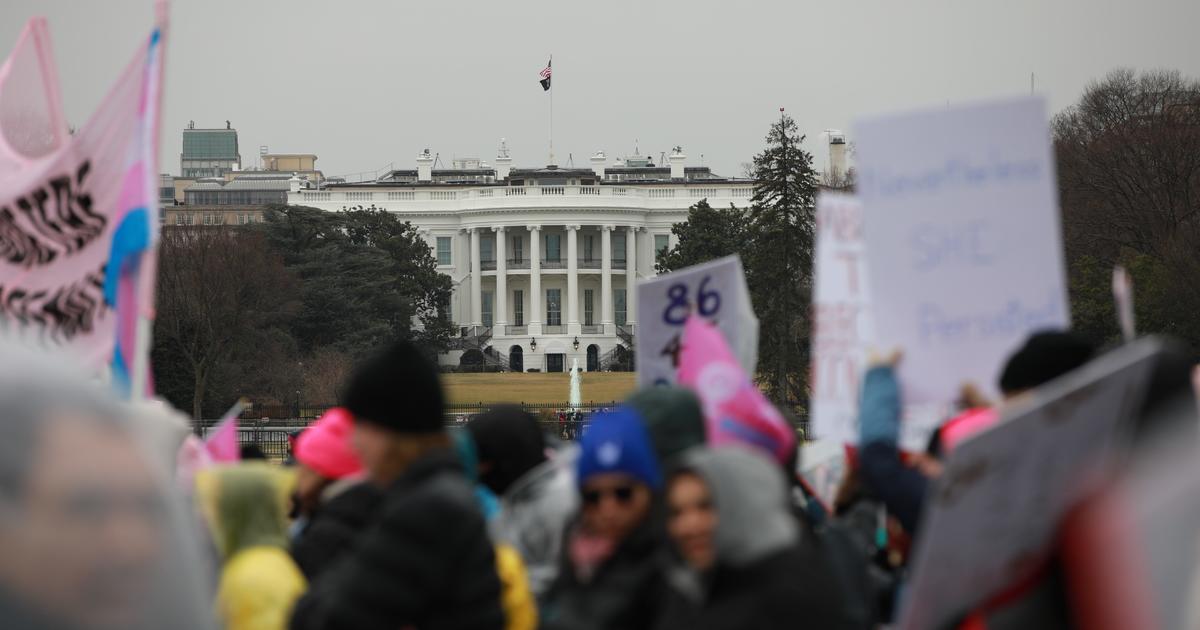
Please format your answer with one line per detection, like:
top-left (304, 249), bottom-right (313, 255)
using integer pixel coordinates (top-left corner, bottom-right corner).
top-left (285, 146), bottom-right (754, 373)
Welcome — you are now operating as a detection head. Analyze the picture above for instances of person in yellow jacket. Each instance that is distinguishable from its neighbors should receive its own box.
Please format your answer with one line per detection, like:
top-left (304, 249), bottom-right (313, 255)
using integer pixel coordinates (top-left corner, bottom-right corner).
top-left (198, 462), bottom-right (307, 630)
top-left (453, 428), bottom-right (538, 630)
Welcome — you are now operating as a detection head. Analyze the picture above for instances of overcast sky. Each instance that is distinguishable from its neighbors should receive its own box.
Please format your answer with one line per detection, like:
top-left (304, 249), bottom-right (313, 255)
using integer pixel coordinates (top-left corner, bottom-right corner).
top-left (3, 0), bottom-right (1198, 180)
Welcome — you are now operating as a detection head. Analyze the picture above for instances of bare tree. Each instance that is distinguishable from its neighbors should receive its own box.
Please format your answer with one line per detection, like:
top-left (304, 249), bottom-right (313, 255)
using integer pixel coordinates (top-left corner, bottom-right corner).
top-left (155, 226), bottom-right (298, 420)
top-left (1054, 68), bottom-right (1200, 342)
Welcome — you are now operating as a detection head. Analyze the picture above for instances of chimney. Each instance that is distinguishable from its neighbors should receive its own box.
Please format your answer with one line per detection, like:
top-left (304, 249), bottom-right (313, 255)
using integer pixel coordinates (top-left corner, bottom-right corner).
top-left (828, 132), bottom-right (847, 180)
top-left (494, 138), bottom-right (513, 180)
top-left (668, 146), bottom-right (686, 180)
top-left (417, 149), bottom-right (434, 182)
top-left (590, 150), bottom-right (607, 178)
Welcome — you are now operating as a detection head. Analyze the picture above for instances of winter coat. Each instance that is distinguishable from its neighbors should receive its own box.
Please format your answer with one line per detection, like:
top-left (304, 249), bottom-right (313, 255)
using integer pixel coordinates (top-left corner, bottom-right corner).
top-left (290, 478), bottom-right (383, 581)
top-left (219, 547), bottom-right (308, 630)
top-left (858, 365), bottom-right (929, 534)
top-left (654, 447), bottom-right (853, 630)
top-left (289, 449), bottom-right (504, 630)
top-left (541, 516), bottom-right (664, 630)
top-left (198, 463), bottom-right (307, 630)
top-left (491, 445), bottom-right (580, 601)
top-left (495, 544), bottom-right (539, 630)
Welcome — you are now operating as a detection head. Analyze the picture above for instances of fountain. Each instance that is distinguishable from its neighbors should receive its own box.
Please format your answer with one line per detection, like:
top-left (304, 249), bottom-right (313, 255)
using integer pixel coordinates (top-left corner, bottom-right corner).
top-left (569, 358), bottom-right (582, 409)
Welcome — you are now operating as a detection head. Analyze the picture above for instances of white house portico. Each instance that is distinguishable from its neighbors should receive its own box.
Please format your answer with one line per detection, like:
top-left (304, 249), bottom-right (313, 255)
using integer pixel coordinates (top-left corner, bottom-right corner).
top-left (286, 145), bottom-right (755, 373)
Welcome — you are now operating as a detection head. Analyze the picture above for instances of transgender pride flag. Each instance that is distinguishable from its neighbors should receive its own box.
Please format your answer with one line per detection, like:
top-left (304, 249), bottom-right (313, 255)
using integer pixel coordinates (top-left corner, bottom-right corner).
top-left (0, 5), bottom-right (168, 398)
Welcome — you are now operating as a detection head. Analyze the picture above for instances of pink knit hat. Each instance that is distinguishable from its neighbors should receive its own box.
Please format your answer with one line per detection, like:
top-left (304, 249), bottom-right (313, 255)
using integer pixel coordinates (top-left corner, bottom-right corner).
top-left (295, 407), bottom-right (363, 479)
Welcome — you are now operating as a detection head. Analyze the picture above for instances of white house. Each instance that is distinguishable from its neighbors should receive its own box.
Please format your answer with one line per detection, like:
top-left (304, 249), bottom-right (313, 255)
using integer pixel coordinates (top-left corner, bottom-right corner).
top-left (286, 143), bottom-right (755, 373)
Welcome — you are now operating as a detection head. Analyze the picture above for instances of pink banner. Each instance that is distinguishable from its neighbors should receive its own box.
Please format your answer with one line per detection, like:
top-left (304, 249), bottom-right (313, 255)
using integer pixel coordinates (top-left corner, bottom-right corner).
top-left (0, 12), bottom-right (165, 388)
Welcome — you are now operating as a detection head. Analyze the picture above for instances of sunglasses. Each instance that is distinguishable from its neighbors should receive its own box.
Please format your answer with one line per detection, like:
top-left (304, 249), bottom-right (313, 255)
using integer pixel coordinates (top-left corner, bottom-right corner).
top-left (582, 485), bottom-right (636, 506)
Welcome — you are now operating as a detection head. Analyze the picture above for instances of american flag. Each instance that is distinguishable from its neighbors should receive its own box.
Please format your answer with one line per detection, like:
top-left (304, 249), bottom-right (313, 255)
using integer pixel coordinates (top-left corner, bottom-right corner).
top-left (539, 58), bottom-right (552, 91)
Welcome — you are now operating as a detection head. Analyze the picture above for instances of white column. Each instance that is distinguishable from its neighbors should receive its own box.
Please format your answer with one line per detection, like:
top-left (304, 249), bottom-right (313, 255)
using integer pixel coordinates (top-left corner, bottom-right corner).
top-left (601, 225), bottom-right (614, 334)
top-left (493, 226), bottom-right (507, 335)
top-left (470, 228), bottom-right (482, 328)
top-left (566, 224), bottom-right (580, 335)
top-left (528, 225), bottom-right (542, 335)
top-left (627, 227), bottom-right (639, 328)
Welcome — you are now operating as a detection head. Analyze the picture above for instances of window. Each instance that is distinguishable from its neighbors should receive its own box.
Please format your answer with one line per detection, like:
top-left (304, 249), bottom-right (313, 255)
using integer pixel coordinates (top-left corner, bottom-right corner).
top-left (183, 213), bottom-right (193, 226)
top-left (655, 234), bottom-right (670, 260)
top-left (513, 290), bottom-right (524, 326)
top-left (175, 213), bottom-right (183, 226)
top-left (481, 236), bottom-right (494, 263)
top-left (511, 235), bottom-right (523, 262)
top-left (482, 291), bottom-right (493, 327)
top-left (613, 233), bottom-right (626, 262)
top-left (546, 289), bottom-right (562, 326)
top-left (545, 234), bottom-right (561, 262)
top-left (584, 289), bottom-right (594, 326)
top-left (437, 237), bottom-right (452, 266)
top-left (583, 235), bottom-right (595, 261)
top-left (615, 289), bottom-right (627, 327)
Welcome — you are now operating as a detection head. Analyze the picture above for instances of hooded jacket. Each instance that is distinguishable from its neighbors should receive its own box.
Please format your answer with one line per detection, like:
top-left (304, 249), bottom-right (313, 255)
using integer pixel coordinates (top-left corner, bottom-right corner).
top-left (654, 447), bottom-right (853, 630)
top-left (289, 449), bottom-right (504, 630)
top-left (198, 463), bottom-right (307, 630)
top-left (491, 446), bottom-right (581, 601)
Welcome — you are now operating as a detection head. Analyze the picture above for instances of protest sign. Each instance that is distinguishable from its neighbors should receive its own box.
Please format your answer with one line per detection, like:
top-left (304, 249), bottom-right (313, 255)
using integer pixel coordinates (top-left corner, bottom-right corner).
top-left (0, 15), bottom-right (165, 396)
top-left (855, 96), bottom-right (1069, 411)
top-left (810, 193), bottom-right (874, 444)
top-left (899, 337), bottom-right (1163, 630)
top-left (636, 255), bottom-right (757, 388)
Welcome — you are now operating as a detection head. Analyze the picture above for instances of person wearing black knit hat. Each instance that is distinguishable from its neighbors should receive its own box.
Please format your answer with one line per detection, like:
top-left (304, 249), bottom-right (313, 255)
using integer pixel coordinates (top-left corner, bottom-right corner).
top-left (291, 341), bottom-right (504, 630)
top-left (997, 330), bottom-right (1097, 397)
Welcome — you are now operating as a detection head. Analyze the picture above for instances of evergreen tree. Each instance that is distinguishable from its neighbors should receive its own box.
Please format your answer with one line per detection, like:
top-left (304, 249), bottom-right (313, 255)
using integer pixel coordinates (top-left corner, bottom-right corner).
top-left (656, 200), bottom-right (750, 273)
top-left (744, 112), bottom-right (819, 409)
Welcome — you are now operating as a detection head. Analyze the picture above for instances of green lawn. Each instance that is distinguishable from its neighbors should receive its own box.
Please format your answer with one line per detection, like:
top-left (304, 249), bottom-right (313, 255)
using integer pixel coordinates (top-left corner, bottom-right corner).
top-left (442, 372), bottom-right (636, 405)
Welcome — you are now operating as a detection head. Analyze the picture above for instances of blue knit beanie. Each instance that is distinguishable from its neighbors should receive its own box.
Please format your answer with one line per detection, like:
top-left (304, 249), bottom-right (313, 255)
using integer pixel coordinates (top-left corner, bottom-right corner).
top-left (577, 407), bottom-right (662, 490)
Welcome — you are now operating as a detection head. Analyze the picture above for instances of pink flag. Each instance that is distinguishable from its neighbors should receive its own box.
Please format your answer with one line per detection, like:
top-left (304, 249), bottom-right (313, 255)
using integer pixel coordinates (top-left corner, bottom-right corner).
top-left (204, 414), bottom-right (240, 463)
top-left (677, 315), bottom-right (796, 465)
top-left (0, 11), bottom-right (166, 397)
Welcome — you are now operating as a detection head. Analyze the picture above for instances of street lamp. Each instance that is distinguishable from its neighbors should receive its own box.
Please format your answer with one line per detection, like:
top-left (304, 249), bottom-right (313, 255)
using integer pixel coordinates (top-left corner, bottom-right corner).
top-left (530, 337), bottom-right (537, 351)
top-left (572, 336), bottom-right (580, 350)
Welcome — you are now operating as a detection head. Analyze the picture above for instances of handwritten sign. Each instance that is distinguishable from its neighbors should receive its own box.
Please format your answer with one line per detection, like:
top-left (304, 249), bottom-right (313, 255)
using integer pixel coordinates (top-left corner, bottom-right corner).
top-left (855, 96), bottom-right (1069, 407)
top-left (810, 193), bottom-right (874, 445)
top-left (899, 337), bottom-right (1163, 630)
top-left (636, 255), bottom-right (757, 388)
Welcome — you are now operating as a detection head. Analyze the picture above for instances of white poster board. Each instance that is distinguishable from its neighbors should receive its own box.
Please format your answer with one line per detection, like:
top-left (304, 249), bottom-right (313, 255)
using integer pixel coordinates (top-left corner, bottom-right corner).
top-left (899, 338), bottom-right (1163, 630)
top-left (636, 255), bottom-right (757, 387)
top-left (810, 193), bottom-right (874, 445)
top-left (855, 96), bottom-right (1069, 409)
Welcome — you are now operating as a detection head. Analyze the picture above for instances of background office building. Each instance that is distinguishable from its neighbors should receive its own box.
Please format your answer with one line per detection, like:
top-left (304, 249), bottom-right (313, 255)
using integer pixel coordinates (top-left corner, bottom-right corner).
top-left (181, 120), bottom-right (241, 178)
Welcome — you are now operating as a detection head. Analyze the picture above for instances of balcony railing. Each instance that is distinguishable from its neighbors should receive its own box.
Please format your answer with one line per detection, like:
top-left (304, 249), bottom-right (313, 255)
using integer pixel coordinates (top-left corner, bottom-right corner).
top-left (578, 258), bottom-right (601, 269)
top-left (612, 258), bottom-right (627, 269)
top-left (581, 325), bottom-right (603, 334)
top-left (481, 260), bottom-right (496, 271)
top-left (295, 185), bottom-right (758, 204)
top-left (507, 325), bottom-right (527, 335)
top-left (544, 325), bottom-right (564, 334)
top-left (508, 258), bottom-right (530, 269)
top-left (542, 258), bottom-right (565, 269)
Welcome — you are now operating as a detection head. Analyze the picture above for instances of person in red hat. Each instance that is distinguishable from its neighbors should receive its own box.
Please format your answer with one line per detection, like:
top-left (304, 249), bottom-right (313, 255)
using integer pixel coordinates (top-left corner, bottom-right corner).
top-left (289, 407), bottom-right (382, 581)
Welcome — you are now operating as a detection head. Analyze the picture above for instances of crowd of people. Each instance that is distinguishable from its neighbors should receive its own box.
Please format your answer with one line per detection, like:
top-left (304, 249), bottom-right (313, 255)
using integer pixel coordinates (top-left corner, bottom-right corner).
top-left (0, 326), bottom-right (1196, 630)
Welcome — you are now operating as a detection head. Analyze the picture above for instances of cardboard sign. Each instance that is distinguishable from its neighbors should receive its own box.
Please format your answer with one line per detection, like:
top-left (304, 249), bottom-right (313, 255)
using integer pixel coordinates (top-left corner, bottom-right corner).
top-left (899, 338), bottom-right (1163, 630)
top-left (810, 193), bottom-right (874, 444)
top-left (855, 96), bottom-right (1069, 408)
top-left (636, 255), bottom-right (757, 388)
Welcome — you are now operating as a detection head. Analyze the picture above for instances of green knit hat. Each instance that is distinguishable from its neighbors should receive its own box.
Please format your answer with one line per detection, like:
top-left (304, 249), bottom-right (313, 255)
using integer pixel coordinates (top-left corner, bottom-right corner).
top-left (625, 386), bottom-right (707, 463)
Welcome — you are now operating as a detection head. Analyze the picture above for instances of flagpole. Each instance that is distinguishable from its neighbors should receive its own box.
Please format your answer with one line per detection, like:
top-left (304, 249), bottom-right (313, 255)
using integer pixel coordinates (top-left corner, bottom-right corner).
top-left (549, 54), bottom-right (554, 166)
